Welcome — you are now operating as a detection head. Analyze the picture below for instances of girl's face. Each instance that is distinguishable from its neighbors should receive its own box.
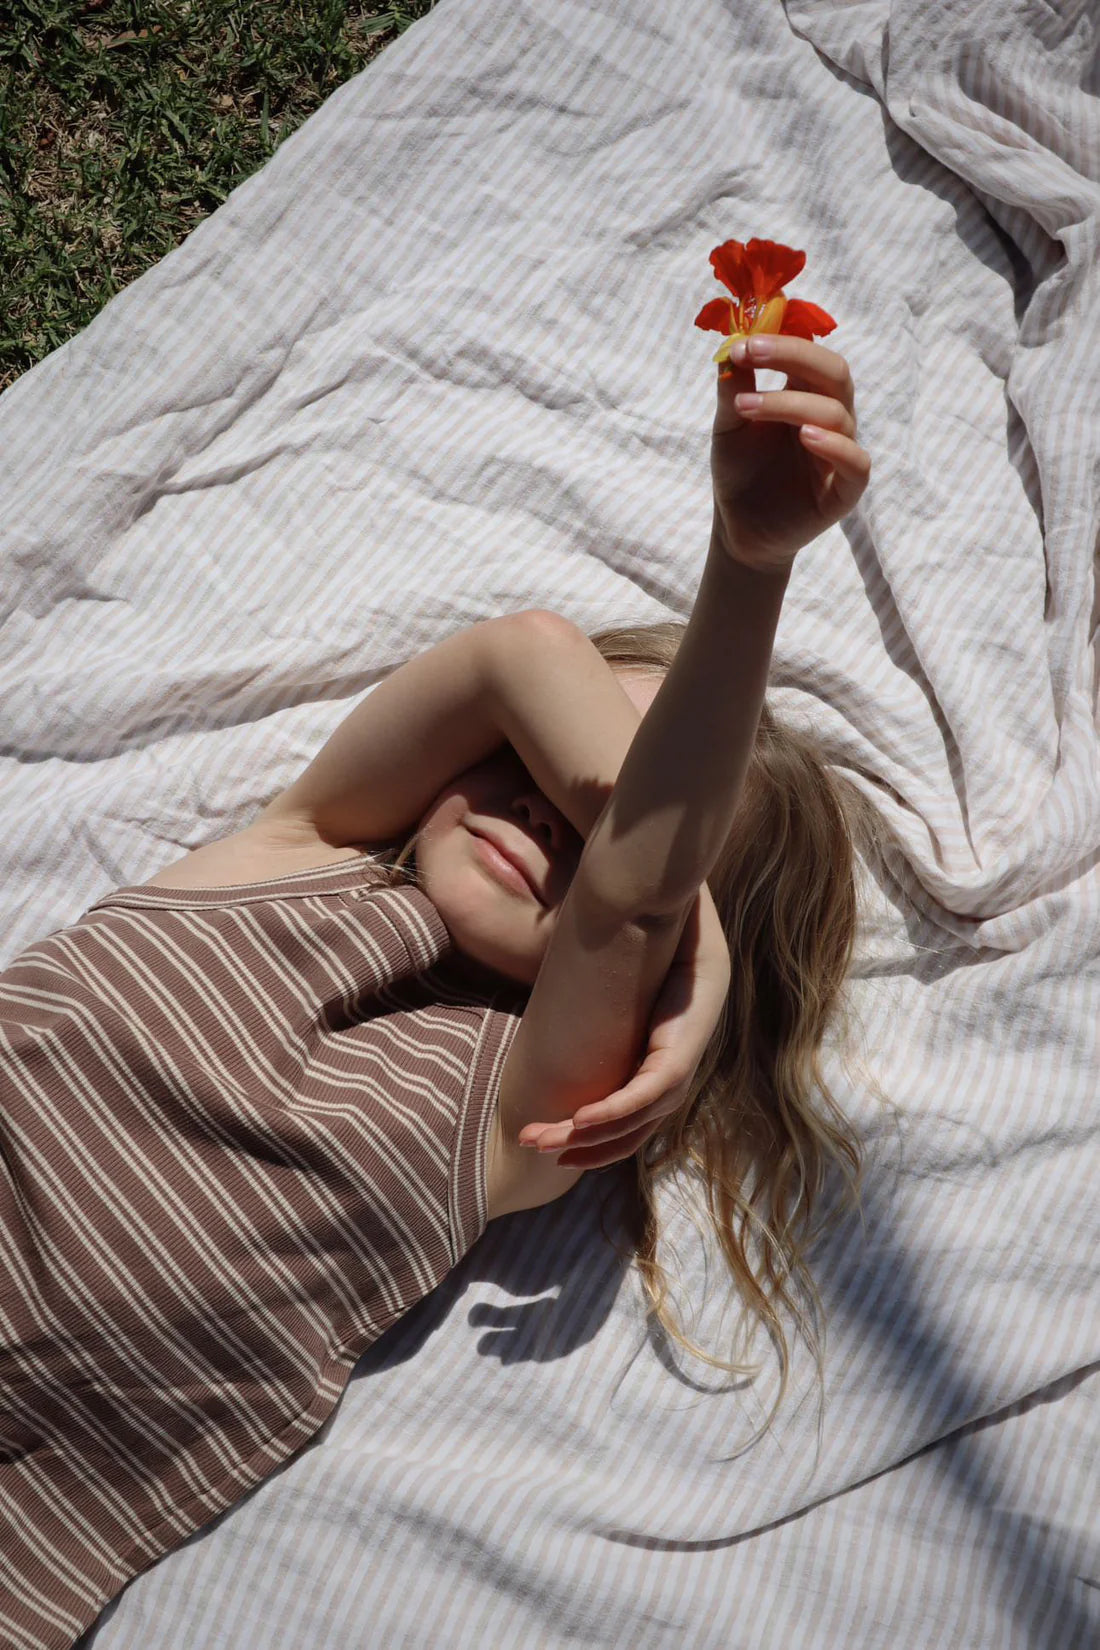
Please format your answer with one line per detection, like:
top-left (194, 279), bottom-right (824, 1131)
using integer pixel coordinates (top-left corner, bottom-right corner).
top-left (415, 667), bottom-right (663, 988)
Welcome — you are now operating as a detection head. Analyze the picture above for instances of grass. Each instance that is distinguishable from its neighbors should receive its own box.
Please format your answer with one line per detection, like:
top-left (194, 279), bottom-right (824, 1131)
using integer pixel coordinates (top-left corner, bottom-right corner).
top-left (0, 0), bottom-right (439, 394)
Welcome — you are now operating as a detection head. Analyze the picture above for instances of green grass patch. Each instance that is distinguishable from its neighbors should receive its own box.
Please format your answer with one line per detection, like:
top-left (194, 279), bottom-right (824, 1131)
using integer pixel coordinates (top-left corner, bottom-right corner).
top-left (0, 0), bottom-right (439, 393)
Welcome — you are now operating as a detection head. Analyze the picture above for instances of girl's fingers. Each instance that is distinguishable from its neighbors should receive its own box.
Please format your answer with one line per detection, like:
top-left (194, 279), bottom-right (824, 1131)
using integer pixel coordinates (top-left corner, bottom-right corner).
top-left (734, 388), bottom-right (856, 438)
top-left (554, 1116), bottom-right (660, 1171)
top-left (567, 1094), bottom-right (672, 1145)
top-left (572, 1049), bottom-right (693, 1133)
top-left (518, 1062), bottom-right (689, 1152)
top-left (798, 424), bottom-right (872, 480)
top-left (569, 1064), bottom-right (678, 1131)
top-left (742, 334), bottom-right (856, 410)
top-left (524, 1082), bottom-right (693, 1165)
top-left (799, 425), bottom-right (873, 515)
top-left (521, 1098), bottom-right (665, 1153)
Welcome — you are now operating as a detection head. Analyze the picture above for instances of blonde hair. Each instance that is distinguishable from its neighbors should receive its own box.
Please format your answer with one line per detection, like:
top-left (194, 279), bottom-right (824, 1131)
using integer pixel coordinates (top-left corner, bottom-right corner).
top-left (362, 618), bottom-right (895, 1443)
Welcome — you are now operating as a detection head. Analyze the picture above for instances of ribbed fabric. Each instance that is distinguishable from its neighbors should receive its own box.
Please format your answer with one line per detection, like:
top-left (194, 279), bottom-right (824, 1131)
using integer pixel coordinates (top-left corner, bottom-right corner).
top-left (0, 860), bottom-right (520, 1649)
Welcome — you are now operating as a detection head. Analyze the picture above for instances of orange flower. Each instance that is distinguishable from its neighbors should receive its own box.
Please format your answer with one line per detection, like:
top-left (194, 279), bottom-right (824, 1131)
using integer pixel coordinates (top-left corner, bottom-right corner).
top-left (694, 238), bottom-right (836, 364)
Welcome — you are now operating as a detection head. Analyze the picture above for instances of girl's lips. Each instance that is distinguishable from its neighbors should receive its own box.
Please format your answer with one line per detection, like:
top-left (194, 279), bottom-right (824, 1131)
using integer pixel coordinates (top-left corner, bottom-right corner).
top-left (468, 829), bottom-right (544, 903)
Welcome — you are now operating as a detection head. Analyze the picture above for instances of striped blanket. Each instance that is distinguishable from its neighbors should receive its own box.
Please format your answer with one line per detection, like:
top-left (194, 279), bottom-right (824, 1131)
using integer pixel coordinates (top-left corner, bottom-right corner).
top-left (1, 0), bottom-right (1097, 1643)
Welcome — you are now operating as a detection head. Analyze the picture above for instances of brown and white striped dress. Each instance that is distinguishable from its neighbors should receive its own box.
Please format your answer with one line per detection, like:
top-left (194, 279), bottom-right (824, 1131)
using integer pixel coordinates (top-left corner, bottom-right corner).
top-left (0, 858), bottom-right (524, 1650)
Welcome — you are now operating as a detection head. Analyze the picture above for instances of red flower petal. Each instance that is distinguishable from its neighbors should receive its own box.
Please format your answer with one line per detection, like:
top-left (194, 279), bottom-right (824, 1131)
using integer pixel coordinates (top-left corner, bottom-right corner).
top-left (709, 238), bottom-right (806, 305)
top-left (779, 298), bottom-right (837, 339)
top-left (693, 296), bottom-right (735, 334)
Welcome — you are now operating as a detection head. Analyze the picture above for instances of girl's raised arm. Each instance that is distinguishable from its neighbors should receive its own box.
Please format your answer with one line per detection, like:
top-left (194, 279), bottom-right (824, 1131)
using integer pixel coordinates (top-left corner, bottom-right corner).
top-left (577, 333), bottom-right (870, 921)
top-left (495, 336), bottom-right (870, 1178)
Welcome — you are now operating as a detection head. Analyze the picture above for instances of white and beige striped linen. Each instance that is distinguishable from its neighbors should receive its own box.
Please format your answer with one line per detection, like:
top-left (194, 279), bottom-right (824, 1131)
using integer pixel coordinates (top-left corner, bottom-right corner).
top-left (0, 0), bottom-right (1095, 1644)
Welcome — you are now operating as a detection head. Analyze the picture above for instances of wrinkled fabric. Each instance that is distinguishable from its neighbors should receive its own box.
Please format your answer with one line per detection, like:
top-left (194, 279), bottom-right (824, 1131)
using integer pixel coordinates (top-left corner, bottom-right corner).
top-left (1, 0), bottom-right (1096, 1643)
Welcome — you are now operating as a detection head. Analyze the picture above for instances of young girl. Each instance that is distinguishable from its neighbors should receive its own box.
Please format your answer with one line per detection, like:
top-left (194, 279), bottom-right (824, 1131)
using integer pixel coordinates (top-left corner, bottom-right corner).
top-left (1, 335), bottom-right (875, 1647)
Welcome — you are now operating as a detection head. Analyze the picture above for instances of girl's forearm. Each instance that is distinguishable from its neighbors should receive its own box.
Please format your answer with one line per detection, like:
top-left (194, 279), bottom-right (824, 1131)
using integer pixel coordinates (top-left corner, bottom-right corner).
top-left (578, 514), bottom-right (791, 918)
top-left (263, 616), bottom-right (519, 845)
top-left (484, 611), bottom-right (652, 841)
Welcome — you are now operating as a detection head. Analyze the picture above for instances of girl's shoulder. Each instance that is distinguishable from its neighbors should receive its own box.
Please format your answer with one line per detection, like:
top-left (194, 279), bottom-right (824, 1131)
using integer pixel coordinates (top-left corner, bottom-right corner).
top-left (139, 818), bottom-right (376, 892)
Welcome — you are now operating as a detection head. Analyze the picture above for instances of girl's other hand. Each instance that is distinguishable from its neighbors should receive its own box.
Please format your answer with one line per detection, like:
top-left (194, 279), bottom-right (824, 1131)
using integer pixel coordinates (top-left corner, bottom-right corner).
top-left (517, 890), bottom-right (731, 1170)
top-left (711, 335), bottom-right (871, 575)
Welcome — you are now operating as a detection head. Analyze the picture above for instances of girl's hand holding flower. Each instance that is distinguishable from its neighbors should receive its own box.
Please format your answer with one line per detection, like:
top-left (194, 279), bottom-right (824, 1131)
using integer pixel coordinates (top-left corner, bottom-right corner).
top-left (695, 238), bottom-right (872, 574)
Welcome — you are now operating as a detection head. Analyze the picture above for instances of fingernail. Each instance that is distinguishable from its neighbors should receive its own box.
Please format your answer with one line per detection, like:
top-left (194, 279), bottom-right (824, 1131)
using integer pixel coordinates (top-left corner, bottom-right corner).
top-left (735, 392), bottom-right (762, 411)
top-left (729, 338), bottom-right (748, 364)
top-left (748, 335), bottom-right (774, 359)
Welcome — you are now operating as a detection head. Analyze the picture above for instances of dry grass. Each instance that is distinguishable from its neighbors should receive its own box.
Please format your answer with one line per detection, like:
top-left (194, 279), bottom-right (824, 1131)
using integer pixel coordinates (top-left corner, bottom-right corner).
top-left (0, 0), bottom-right (438, 393)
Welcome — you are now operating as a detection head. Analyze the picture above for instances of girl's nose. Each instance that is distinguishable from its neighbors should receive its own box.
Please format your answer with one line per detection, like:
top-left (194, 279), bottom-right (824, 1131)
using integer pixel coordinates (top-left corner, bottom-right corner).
top-left (511, 791), bottom-right (564, 853)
